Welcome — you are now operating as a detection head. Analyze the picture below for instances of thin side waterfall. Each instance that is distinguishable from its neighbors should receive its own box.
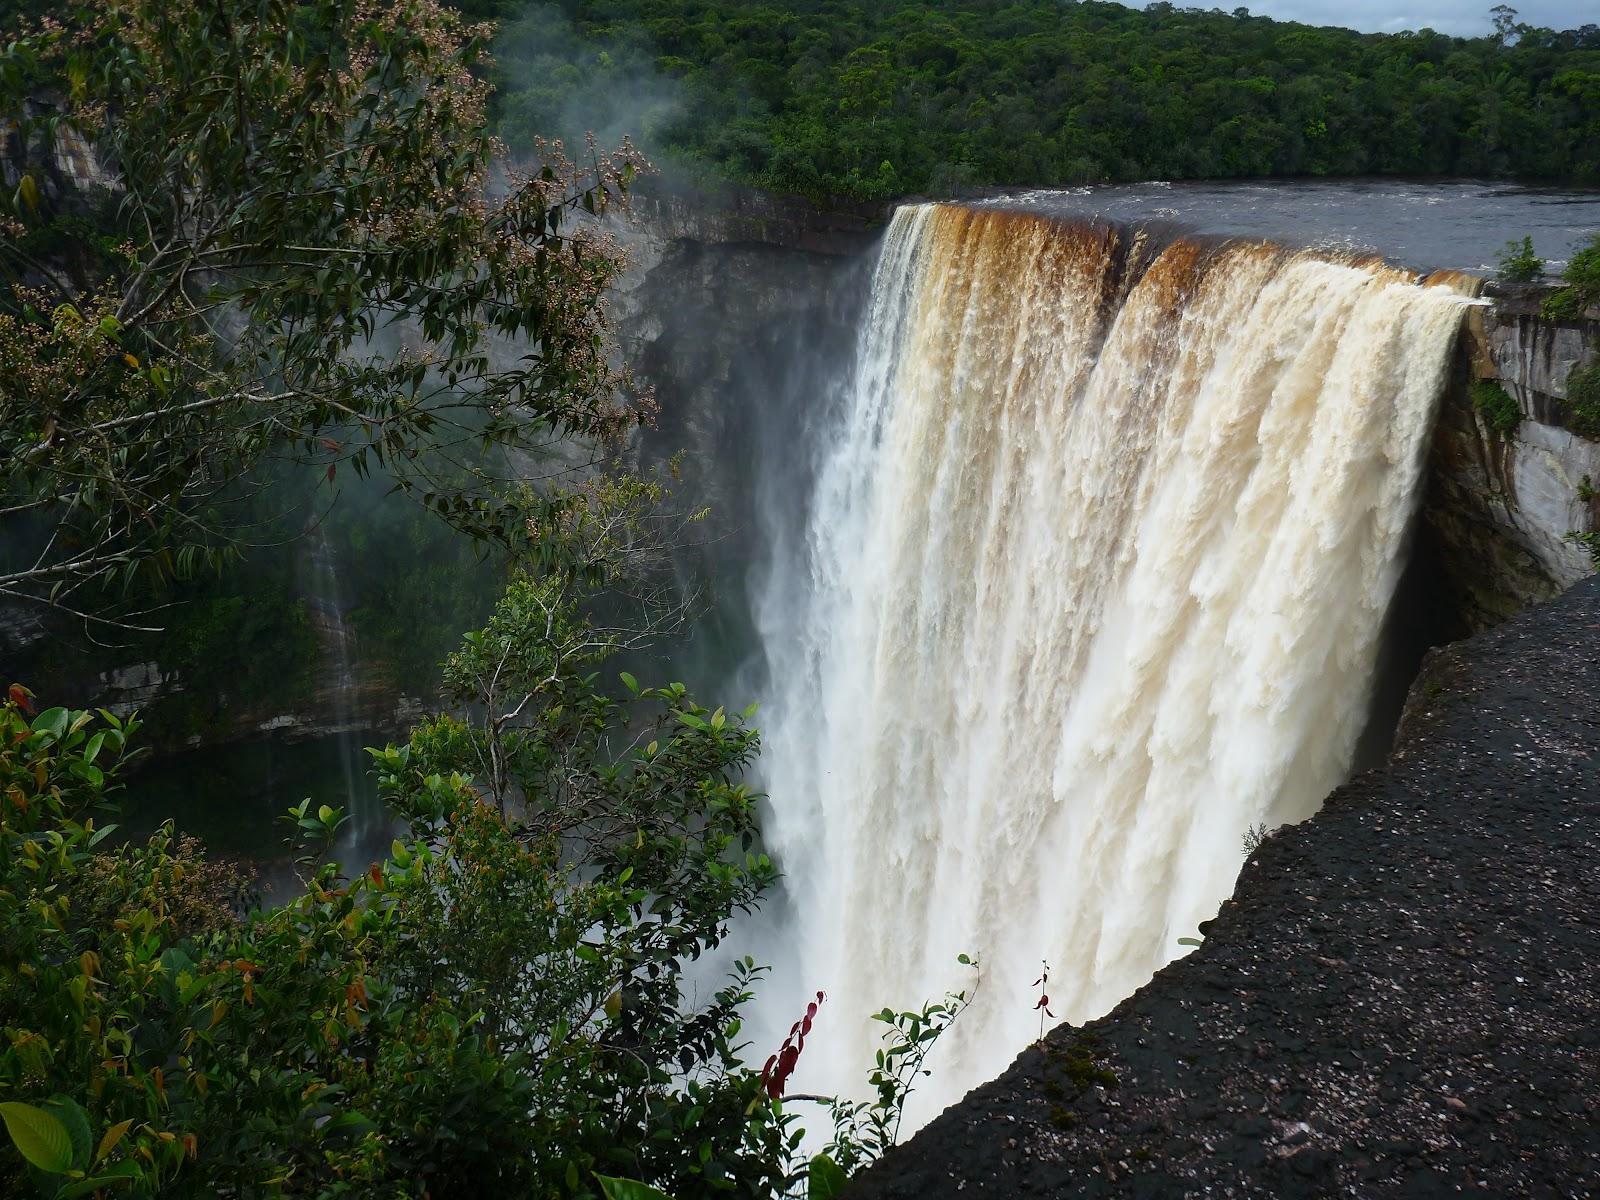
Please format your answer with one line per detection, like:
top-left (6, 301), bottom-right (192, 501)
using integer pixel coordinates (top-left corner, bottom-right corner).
top-left (754, 203), bottom-right (1476, 1124)
top-left (302, 526), bottom-right (383, 850)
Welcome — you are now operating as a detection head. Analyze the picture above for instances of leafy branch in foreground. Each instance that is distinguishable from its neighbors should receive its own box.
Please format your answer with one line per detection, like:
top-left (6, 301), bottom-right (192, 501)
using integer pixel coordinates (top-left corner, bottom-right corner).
top-left (819, 955), bottom-right (980, 1177)
top-left (1, 0), bottom-right (647, 628)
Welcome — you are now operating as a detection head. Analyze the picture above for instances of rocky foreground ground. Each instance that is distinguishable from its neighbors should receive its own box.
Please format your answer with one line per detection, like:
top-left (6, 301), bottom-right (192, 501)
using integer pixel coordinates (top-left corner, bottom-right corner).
top-left (848, 576), bottom-right (1600, 1198)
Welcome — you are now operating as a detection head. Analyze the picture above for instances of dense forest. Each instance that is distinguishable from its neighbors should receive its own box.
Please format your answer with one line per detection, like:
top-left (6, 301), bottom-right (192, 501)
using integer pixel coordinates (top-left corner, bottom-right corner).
top-left (472, 0), bottom-right (1600, 199)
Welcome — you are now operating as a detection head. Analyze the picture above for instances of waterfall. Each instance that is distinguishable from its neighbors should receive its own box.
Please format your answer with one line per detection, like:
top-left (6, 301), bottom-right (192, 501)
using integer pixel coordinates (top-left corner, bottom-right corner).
top-left (753, 203), bottom-right (1475, 1123)
top-left (302, 526), bottom-right (384, 852)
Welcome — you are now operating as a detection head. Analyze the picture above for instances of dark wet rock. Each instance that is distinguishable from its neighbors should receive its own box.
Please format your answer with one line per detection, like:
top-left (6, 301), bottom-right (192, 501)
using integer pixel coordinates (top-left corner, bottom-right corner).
top-left (846, 576), bottom-right (1600, 1198)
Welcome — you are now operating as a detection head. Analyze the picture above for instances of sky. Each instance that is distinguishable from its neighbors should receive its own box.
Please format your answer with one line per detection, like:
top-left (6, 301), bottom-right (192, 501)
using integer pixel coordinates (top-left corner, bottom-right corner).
top-left (1158, 1), bottom-right (1597, 36)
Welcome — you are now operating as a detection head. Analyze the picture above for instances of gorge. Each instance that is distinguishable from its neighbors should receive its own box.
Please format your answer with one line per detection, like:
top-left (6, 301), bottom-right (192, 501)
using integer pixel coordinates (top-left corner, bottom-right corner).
top-left (7, 4), bottom-right (1600, 1191)
top-left (10, 163), bottom-right (1599, 1177)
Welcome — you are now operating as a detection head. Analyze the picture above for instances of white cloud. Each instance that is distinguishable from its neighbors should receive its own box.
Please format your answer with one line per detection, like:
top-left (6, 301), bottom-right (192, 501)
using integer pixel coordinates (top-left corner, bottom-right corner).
top-left (1135, 0), bottom-right (1596, 35)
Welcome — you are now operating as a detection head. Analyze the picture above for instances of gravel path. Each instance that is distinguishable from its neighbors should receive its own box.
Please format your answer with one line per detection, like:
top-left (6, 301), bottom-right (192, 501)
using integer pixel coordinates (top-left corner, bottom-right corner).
top-left (847, 576), bottom-right (1600, 1198)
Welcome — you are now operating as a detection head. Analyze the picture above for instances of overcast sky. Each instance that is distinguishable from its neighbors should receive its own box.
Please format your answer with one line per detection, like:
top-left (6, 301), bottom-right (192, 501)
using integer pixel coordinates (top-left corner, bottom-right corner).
top-left (1152, 1), bottom-right (1596, 36)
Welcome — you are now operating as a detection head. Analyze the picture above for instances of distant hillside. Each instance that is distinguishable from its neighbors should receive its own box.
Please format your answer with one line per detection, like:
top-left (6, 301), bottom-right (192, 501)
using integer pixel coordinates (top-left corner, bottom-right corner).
top-left (464, 0), bottom-right (1600, 199)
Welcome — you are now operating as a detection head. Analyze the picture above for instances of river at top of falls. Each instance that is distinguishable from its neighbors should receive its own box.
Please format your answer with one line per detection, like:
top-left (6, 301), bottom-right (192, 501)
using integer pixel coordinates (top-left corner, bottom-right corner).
top-left (748, 201), bottom-right (1479, 1129)
top-left (985, 178), bottom-right (1600, 275)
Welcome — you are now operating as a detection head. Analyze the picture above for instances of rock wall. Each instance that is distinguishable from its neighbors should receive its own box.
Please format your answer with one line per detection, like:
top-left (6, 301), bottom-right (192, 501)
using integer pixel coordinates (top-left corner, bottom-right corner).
top-left (601, 184), bottom-right (879, 690)
top-left (1423, 292), bottom-right (1600, 630)
top-left (0, 182), bottom-right (881, 745)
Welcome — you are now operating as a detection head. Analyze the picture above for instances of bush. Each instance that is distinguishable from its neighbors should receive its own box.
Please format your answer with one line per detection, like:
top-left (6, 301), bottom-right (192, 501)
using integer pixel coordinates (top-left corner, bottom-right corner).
top-left (0, 627), bottom-right (793, 1197)
top-left (1566, 363), bottom-right (1600, 439)
top-left (1472, 379), bottom-right (1521, 437)
top-left (1542, 232), bottom-right (1600, 320)
top-left (1496, 236), bottom-right (1542, 283)
top-left (1564, 531), bottom-right (1600, 570)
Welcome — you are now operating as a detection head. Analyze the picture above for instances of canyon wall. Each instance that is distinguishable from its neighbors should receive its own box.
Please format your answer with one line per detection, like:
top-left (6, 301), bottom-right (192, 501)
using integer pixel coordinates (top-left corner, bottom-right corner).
top-left (1424, 290), bottom-right (1600, 630)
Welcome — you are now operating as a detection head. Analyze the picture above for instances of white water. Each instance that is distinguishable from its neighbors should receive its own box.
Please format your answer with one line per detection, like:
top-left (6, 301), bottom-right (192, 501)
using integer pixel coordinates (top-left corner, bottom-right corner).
top-left (754, 202), bottom-right (1475, 1123)
top-left (302, 527), bottom-right (386, 854)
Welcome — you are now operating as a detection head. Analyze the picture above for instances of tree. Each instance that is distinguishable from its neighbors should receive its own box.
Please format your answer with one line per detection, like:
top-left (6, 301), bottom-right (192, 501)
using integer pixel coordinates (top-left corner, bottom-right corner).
top-left (1491, 4), bottom-right (1520, 45)
top-left (0, 562), bottom-right (791, 1196)
top-left (0, 0), bottom-right (646, 629)
top-left (1496, 235), bottom-right (1543, 282)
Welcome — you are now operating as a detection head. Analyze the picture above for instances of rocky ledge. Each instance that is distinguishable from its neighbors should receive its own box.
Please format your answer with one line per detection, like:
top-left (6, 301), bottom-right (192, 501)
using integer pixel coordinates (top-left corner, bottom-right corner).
top-left (848, 576), bottom-right (1600, 1198)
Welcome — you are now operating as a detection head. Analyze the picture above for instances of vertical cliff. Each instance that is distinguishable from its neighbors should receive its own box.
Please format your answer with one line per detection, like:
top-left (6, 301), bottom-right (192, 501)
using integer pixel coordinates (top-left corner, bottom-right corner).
top-left (1423, 294), bottom-right (1600, 630)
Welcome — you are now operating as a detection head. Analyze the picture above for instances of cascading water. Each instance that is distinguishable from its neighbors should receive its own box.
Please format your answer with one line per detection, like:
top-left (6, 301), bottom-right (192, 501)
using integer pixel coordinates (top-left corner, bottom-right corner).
top-left (301, 525), bottom-right (386, 854)
top-left (753, 203), bottom-right (1476, 1124)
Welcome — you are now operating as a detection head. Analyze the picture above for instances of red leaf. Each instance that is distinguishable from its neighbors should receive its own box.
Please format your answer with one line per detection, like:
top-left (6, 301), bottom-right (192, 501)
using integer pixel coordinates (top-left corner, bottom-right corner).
top-left (7, 684), bottom-right (35, 715)
top-left (762, 991), bottom-right (828, 1100)
top-left (1035, 995), bottom-right (1051, 1009)
top-left (326, 464), bottom-right (337, 483)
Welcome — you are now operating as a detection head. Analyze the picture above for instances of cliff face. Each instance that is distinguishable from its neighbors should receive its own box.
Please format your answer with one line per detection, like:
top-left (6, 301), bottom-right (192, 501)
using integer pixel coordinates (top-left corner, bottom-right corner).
top-left (0, 183), bottom-right (881, 744)
top-left (845, 573), bottom-right (1600, 1199)
top-left (602, 185), bottom-right (878, 689)
top-left (1423, 295), bottom-right (1600, 630)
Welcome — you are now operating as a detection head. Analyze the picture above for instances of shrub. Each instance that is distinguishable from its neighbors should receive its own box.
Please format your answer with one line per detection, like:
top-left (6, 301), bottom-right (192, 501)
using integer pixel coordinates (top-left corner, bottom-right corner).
top-left (1566, 363), bottom-right (1600, 439)
top-left (1542, 232), bottom-right (1600, 320)
top-left (1496, 236), bottom-right (1542, 283)
top-left (1564, 531), bottom-right (1600, 570)
top-left (1472, 379), bottom-right (1521, 436)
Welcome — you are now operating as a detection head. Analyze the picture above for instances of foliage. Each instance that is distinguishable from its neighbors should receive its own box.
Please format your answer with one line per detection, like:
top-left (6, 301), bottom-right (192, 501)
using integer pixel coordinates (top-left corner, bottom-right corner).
top-left (475, 0), bottom-right (1600, 201)
top-left (2, 653), bottom-right (983, 1196)
top-left (374, 566), bottom-right (793, 1196)
top-left (1542, 232), bottom-right (1600, 319)
top-left (1241, 820), bottom-right (1275, 854)
top-left (0, 587), bottom-right (794, 1198)
top-left (0, 0), bottom-right (646, 627)
top-left (1472, 379), bottom-right (1522, 436)
top-left (1567, 363), bottom-right (1600, 438)
top-left (1563, 530), bottom-right (1600, 569)
top-left (820, 959), bottom-right (979, 1176)
top-left (1496, 236), bottom-right (1543, 283)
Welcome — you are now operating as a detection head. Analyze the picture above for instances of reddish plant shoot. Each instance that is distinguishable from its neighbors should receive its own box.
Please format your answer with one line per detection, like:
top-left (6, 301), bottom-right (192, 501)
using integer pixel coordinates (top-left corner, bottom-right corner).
top-left (1033, 961), bottom-right (1054, 1040)
top-left (761, 990), bottom-right (826, 1099)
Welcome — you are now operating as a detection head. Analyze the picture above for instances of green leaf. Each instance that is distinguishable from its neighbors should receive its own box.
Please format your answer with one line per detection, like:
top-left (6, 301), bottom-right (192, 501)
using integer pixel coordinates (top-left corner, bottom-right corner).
top-left (31, 707), bottom-right (69, 739)
top-left (0, 1102), bottom-right (74, 1174)
top-left (55, 1160), bottom-right (141, 1197)
top-left (619, 671), bottom-right (639, 693)
top-left (595, 1176), bottom-right (675, 1200)
top-left (95, 1118), bottom-right (133, 1164)
top-left (45, 1096), bottom-right (91, 1171)
top-left (321, 1111), bottom-right (377, 1139)
top-left (15, 172), bottom-right (39, 215)
top-left (808, 1154), bottom-right (850, 1200)
top-left (1177, 936), bottom-right (1203, 948)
